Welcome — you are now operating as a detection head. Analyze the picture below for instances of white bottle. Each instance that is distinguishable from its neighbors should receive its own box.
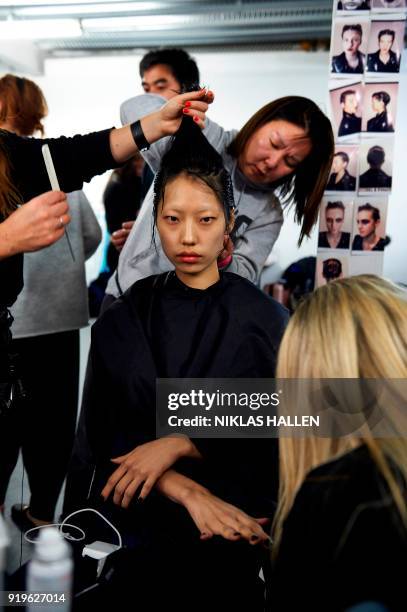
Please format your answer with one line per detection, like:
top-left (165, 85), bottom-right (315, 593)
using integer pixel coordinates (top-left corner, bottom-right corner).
top-left (27, 527), bottom-right (73, 612)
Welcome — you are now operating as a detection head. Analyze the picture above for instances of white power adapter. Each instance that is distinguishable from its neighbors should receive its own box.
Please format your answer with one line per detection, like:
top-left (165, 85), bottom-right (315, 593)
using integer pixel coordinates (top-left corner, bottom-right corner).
top-left (82, 540), bottom-right (121, 577)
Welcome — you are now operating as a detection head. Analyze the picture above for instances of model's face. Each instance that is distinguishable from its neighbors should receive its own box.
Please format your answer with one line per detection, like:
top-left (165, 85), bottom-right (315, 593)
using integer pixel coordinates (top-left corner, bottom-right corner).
top-left (332, 155), bottom-right (347, 173)
top-left (238, 119), bottom-right (312, 186)
top-left (372, 97), bottom-right (385, 113)
top-left (357, 211), bottom-right (378, 237)
top-left (141, 64), bottom-right (181, 99)
top-left (343, 94), bottom-right (358, 114)
top-left (342, 30), bottom-right (362, 54)
top-left (326, 208), bottom-right (345, 237)
top-left (157, 174), bottom-right (227, 287)
top-left (379, 35), bottom-right (394, 54)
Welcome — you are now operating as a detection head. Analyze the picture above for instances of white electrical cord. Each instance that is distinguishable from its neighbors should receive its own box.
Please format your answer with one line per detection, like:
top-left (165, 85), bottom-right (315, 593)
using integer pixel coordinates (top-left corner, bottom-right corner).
top-left (24, 508), bottom-right (122, 548)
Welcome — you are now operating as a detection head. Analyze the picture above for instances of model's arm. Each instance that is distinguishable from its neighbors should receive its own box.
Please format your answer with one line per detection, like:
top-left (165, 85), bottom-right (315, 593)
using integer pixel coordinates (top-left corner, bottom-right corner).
top-left (155, 468), bottom-right (270, 544)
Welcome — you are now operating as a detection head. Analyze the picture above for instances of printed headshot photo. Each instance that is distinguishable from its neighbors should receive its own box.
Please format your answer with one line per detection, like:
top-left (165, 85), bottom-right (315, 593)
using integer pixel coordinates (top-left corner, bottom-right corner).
top-left (351, 197), bottom-right (389, 252)
top-left (330, 19), bottom-right (370, 75)
top-left (366, 20), bottom-right (405, 73)
top-left (326, 145), bottom-right (358, 191)
top-left (316, 255), bottom-right (349, 287)
top-left (318, 198), bottom-right (354, 250)
top-left (371, 0), bottom-right (407, 12)
top-left (337, 0), bottom-right (371, 11)
top-left (362, 82), bottom-right (398, 132)
top-left (330, 81), bottom-right (363, 139)
top-left (358, 139), bottom-right (394, 192)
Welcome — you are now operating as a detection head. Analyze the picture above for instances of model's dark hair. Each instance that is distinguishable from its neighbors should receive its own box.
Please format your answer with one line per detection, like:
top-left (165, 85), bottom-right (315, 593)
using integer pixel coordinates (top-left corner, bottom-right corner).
top-left (342, 24), bottom-right (363, 38)
top-left (322, 258), bottom-right (342, 281)
top-left (358, 203), bottom-right (380, 222)
top-left (378, 29), bottom-right (395, 42)
top-left (326, 201), bottom-right (345, 212)
top-left (367, 145), bottom-right (385, 167)
top-left (227, 96), bottom-right (334, 245)
top-left (334, 151), bottom-right (349, 164)
top-left (372, 91), bottom-right (391, 106)
top-left (153, 117), bottom-right (235, 229)
top-left (139, 48), bottom-right (200, 91)
top-left (340, 89), bottom-right (356, 104)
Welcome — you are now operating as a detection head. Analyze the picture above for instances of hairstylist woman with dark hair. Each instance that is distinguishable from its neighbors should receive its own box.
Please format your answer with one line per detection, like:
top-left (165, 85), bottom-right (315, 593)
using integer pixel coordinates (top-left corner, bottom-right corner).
top-left (0, 86), bottom-right (212, 444)
top-left (105, 93), bottom-right (334, 300)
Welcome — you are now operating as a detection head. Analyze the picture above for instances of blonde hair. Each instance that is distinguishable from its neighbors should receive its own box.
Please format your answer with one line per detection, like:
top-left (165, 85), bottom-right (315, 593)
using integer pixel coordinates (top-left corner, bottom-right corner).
top-left (273, 275), bottom-right (407, 552)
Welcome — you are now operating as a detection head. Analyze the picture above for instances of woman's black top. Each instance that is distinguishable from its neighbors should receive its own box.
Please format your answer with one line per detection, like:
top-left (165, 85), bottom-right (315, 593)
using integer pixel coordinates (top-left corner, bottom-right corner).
top-left (83, 271), bottom-right (289, 518)
top-left (332, 51), bottom-right (364, 74)
top-left (0, 128), bottom-right (116, 309)
top-left (352, 235), bottom-right (387, 251)
top-left (318, 231), bottom-right (350, 250)
top-left (367, 49), bottom-right (400, 73)
top-left (338, 112), bottom-right (362, 137)
top-left (367, 111), bottom-right (394, 133)
top-left (359, 167), bottom-right (392, 189)
top-left (270, 445), bottom-right (407, 611)
top-left (326, 170), bottom-right (356, 191)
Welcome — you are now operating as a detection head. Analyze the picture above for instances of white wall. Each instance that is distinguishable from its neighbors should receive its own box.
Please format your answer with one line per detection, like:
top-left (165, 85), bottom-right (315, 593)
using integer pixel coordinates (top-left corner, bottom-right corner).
top-left (22, 48), bottom-right (406, 284)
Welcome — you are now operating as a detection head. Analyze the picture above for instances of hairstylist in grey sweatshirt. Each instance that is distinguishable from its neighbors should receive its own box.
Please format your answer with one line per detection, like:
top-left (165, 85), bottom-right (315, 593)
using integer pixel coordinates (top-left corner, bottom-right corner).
top-left (106, 93), bottom-right (333, 298)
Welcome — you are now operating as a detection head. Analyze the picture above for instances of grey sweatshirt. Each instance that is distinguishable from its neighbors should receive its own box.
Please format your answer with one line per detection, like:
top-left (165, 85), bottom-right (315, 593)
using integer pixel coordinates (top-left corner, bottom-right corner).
top-left (106, 94), bottom-right (283, 297)
top-left (11, 190), bottom-right (101, 338)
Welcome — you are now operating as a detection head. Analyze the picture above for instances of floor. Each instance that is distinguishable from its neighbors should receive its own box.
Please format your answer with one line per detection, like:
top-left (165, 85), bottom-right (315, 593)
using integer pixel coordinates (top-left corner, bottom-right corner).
top-left (3, 324), bottom-right (92, 576)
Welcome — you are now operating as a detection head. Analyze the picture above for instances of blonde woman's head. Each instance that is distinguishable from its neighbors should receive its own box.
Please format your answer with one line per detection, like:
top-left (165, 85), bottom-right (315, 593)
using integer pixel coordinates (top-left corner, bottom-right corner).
top-left (273, 275), bottom-right (407, 551)
top-left (277, 274), bottom-right (407, 380)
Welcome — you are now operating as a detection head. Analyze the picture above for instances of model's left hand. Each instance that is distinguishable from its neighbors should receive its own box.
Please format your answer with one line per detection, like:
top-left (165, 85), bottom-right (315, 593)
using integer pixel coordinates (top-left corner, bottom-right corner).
top-left (101, 437), bottom-right (200, 508)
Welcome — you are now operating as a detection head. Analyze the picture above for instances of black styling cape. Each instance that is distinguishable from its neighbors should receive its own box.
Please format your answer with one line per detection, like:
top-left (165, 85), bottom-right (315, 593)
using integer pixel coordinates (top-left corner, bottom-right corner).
top-left (67, 271), bottom-right (288, 525)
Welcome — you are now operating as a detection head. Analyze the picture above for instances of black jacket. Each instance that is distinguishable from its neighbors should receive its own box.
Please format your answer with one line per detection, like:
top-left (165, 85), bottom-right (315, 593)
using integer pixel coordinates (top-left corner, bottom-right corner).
top-left (338, 112), bottom-right (361, 137)
top-left (326, 170), bottom-right (356, 191)
top-left (318, 231), bottom-right (350, 249)
top-left (367, 111), bottom-right (394, 133)
top-left (359, 167), bottom-right (392, 189)
top-left (367, 49), bottom-right (400, 73)
top-left (332, 51), bottom-right (364, 74)
top-left (351, 234), bottom-right (387, 251)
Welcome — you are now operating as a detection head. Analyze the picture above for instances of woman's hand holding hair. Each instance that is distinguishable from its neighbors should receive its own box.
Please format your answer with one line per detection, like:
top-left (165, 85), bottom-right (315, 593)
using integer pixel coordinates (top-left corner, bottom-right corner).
top-left (101, 436), bottom-right (202, 508)
top-left (110, 88), bottom-right (214, 163)
top-left (0, 191), bottom-right (70, 260)
top-left (142, 88), bottom-right (214, 142)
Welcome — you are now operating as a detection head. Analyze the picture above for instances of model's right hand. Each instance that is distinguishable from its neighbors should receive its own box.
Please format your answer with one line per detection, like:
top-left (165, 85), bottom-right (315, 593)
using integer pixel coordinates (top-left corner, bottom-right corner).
top-left (0, 191), bottom-right (70, 259)
top-left (183, 488), bottom-right (270, 545)
top-left (111, 220), bottom-right (135, 252)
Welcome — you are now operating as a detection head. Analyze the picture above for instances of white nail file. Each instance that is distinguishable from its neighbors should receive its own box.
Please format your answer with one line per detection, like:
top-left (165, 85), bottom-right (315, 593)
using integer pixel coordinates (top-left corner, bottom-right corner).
top-left (42, 144), bottom-right (75, 261)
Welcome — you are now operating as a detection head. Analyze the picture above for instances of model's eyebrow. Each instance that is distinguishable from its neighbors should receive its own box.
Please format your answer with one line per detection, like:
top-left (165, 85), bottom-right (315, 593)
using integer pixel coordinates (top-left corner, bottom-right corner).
top-left (141, 78), bottom-right (169, 88)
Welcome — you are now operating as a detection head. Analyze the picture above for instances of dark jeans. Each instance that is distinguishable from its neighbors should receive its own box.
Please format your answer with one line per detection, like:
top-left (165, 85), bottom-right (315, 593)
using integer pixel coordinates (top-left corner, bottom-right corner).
top-left (0, 330), bottom-right (79, 520)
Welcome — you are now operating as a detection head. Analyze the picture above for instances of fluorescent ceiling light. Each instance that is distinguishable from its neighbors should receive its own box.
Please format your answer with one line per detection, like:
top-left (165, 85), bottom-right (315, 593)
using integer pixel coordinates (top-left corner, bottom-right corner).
top-left (0, 1), bottom-right (117, 5)
top-left (83, 14), bottom-right (205, 31)
top-left (12, 2), bottom-right (161, 17)
top-left (0, 18), bottom-right (81, 39)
